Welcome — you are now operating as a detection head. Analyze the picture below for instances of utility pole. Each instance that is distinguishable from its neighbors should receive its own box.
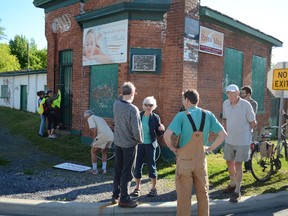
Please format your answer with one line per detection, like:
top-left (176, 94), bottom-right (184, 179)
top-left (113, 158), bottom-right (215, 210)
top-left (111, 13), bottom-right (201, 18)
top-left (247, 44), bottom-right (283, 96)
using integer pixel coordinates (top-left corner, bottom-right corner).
top-left (27, 42), bottom-right (30, 71)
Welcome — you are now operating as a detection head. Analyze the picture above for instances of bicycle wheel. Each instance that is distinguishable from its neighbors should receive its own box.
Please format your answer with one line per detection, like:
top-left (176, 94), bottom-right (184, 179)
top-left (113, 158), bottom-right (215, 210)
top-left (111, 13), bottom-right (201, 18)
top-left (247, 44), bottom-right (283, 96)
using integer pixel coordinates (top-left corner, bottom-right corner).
top-left (250, 149), bottom-right (273, 182)
top-left (285, 142), bottom-right (288, 161)
top-left (97, 142), bottom-right (115, 161)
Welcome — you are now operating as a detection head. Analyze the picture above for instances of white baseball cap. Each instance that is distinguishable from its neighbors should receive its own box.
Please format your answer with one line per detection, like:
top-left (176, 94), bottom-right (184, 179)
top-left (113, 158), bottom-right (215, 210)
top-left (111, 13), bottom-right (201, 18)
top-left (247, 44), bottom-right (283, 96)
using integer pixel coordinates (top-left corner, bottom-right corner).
top-left (226, 84), bottom-right (239, 92)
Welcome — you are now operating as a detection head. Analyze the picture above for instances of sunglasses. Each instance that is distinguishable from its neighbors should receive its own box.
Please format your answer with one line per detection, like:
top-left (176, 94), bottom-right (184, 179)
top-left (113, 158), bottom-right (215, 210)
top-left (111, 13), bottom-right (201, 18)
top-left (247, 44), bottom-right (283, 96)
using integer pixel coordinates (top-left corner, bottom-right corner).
top-left (144, 104), bottom-right (154, 107)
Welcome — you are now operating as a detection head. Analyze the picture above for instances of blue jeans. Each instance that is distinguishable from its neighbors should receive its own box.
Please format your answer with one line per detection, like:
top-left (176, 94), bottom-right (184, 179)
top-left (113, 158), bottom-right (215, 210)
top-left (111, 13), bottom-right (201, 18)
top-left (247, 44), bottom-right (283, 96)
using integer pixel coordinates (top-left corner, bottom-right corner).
top-left (134, 143), bottom-right (157, 179)
top-left (39, 115), bottom-right (46, 136)
top-left (112, 145), bottom-right (137, 202)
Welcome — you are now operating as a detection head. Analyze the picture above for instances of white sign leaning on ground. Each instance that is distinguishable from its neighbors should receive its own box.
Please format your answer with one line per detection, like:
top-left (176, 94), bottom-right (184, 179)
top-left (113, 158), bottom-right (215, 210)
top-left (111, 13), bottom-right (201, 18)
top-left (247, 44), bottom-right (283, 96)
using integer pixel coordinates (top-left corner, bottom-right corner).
top-left (54, 162), bottom-right (91, 172)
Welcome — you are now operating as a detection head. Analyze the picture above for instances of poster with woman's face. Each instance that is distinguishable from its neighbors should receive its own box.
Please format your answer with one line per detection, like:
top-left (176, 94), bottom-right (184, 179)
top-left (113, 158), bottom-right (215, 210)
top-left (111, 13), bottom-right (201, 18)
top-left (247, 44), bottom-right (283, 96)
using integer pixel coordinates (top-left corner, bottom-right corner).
top-left (82, 19), bottom-right (128, 66)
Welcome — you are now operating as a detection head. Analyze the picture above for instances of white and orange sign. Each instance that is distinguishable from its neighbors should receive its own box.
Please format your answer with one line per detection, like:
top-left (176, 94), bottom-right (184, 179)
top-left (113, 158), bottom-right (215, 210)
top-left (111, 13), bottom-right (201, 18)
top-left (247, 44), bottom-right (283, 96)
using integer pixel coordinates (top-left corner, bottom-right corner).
top-left (199, 26), bottom-right (224, 56)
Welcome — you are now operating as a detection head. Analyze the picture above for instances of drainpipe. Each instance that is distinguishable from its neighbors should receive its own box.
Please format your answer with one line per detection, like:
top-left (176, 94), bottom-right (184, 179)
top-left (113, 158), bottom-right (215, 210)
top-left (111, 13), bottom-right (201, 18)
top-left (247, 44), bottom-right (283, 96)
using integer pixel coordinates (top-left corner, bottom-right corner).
top-left (52, 32), bottom-right (58, 92)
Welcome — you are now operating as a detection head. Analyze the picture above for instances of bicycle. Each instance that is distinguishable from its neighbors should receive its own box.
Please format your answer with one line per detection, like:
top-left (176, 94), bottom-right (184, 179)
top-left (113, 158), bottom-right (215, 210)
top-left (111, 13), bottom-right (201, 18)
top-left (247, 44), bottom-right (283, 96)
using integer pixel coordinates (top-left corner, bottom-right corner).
top-left (96, 142), bottom-right (116, 161)
top-left (97, 142), bottom-right (162, 161)
top-left (250, 122), bottom-right (288, 182)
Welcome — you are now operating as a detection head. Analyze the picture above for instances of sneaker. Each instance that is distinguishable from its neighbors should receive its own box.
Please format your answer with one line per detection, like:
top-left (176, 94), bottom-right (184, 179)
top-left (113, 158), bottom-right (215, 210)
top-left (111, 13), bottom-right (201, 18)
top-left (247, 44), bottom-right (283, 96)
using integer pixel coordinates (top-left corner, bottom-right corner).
top-left (130, 188), bottom-right (141, 197)
top-left (118, 199), bottom-right (138, 208)
top-left (147, 188), bottom-right (157, 197)
top-left (222, 185), bottom-right (236, 193)
top-left (111, 196), bottom-right (119, 204)
top-left (48, 134), bottom-right (58, 139)
top-left (87, 169), bottom-right (98, 175)
top-left (102, 169), bottom-right (107, 175)
top-left (229, 192), bottom-right (241, 203)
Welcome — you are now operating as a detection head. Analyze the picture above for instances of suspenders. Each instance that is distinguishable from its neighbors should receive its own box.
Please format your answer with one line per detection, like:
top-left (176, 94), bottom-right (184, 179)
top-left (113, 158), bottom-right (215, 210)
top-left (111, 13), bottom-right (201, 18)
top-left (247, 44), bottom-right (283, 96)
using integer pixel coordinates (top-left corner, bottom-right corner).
top-left (186, 110), bottom-right (206, 132)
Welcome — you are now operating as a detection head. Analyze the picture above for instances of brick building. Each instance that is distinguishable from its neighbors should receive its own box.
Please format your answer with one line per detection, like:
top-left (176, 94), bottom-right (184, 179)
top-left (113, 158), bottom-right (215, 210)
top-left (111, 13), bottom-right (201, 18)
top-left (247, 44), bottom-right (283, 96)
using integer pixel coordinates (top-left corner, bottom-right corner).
top-left (33, 0), bottom-right (282, 143)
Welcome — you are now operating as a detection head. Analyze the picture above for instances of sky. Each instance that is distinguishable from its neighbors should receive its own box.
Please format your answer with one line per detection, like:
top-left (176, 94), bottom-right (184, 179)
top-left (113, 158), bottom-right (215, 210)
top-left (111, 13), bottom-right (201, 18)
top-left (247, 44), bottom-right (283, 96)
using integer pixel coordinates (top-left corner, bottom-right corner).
top-left (0, 0), bottom-right (46, 49)
top-left (0, 0), bottom-right (287, 64)
top-left (201, 0), bottom-right (288, 64)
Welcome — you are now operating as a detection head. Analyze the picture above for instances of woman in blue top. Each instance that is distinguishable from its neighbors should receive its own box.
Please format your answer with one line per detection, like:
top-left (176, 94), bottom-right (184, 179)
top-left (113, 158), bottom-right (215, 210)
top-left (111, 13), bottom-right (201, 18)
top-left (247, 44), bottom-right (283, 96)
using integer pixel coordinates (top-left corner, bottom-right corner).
top-left (131, 96), bottom-right (165, 197)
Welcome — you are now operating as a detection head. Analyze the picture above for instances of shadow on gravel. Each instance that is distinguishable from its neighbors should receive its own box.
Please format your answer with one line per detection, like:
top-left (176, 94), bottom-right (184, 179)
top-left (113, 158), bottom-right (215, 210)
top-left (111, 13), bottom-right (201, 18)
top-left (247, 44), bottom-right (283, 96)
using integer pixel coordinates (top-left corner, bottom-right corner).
top-left (45, 181), bottom-right (114, 201)
top-left (136, 190), bottom-right (177, 203)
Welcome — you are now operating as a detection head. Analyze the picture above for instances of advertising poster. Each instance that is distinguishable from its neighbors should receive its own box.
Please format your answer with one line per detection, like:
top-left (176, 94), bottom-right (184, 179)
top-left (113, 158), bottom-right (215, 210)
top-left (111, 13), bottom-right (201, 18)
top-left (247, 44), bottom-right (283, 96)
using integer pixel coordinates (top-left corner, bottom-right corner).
top-left (82, 20), bottom-right (128, 66)
top-left (184, 17), bottom-right (199, 62)
top-left (199, 26), bottom-right (224, 56)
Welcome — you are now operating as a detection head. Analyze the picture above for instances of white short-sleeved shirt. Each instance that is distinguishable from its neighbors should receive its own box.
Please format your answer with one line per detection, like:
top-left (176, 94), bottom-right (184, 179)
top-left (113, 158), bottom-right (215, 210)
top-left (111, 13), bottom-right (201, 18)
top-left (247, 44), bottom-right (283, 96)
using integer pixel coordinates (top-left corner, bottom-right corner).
top-left (87, 115), bottom-right (114, 141)
top-left (223, 98), bottom-right (255, 146)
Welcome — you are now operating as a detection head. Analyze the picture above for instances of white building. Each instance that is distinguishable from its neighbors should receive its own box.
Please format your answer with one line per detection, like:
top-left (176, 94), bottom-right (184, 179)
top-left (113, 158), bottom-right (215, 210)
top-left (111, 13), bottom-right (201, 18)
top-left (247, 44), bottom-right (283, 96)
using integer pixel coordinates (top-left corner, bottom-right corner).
top-left (0, 70), bottom-right (47, 113)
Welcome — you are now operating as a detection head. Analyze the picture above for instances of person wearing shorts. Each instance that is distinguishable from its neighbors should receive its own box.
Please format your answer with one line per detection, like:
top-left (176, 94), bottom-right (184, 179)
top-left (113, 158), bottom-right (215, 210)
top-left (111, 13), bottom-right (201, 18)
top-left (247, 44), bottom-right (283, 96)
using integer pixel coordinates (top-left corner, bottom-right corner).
top-left (222, 84), bottom-right (257, 203)
top-left (84, 110), bottom-right (114, 175)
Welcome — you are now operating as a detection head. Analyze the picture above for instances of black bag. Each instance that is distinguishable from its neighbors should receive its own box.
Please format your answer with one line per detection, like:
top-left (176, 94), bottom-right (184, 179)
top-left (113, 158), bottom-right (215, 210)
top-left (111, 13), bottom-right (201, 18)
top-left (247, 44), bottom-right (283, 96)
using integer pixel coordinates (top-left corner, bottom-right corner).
top-left (42, 99), bottom-right (52, 115)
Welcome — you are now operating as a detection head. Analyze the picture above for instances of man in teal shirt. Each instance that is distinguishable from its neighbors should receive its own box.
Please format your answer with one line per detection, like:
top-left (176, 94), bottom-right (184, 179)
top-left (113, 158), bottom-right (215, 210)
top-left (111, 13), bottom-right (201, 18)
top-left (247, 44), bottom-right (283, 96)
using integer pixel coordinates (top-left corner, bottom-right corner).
top-left (164, 89), bottom-right (227, 216)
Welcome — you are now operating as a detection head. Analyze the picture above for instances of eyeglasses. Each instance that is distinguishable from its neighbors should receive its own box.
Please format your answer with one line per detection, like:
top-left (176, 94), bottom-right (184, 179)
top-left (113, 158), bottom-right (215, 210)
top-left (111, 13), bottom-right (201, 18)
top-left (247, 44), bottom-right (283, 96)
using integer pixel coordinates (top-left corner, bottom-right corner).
top-left (144, 104), bottom-right (154, 107)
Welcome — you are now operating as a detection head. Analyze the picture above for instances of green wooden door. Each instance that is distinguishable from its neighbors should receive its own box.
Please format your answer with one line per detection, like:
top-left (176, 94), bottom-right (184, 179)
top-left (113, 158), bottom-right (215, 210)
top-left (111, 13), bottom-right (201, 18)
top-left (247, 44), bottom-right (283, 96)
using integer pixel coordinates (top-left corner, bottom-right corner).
top-left (59, 50), bottom-right (73, 129)
top-left (223, 48), bottom-right (243, 100)
top-left (251, 55), bottom-right (266, 112)
top-left (270, 98), bottom-right (280, 136)
top-left (90, 64), bottom-right (118, 118)
top-left (20, 85), bottom-right (27, 111)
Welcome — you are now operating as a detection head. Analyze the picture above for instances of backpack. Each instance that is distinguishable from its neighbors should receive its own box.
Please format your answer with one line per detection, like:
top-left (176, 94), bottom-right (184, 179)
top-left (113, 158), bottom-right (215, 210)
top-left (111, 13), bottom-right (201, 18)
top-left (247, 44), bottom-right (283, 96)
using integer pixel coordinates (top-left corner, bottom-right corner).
top-left (41, 98), bottom-right (52, 115)
top-left (260, 141), bottom-right (274, 158)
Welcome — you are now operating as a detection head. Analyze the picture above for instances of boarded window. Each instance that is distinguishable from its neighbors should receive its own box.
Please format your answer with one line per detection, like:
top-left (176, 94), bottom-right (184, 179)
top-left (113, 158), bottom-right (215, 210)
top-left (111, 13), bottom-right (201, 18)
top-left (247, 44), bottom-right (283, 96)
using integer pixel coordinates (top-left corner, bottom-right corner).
top-left (90, 64), bottom-right (118, 118)
top-left (223, 48), bottom-right (243, 100)
top-left (251, 55), bottom-right (266, 112)
top-left (1, 85), bottom-right (8, 97)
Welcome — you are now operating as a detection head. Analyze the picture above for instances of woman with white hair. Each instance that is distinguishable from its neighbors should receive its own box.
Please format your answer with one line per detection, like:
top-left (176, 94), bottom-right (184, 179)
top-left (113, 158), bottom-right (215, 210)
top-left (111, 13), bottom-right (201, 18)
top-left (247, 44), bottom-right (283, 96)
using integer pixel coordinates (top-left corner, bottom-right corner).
top-left (130, 96), bottom-right (165, 197)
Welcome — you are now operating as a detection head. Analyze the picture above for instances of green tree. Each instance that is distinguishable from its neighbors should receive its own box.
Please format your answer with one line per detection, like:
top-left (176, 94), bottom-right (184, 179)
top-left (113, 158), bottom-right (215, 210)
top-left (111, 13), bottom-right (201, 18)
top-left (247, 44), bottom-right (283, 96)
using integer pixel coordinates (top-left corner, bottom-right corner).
top-left (28, 39), bottom-right (47, 70)
top-left (9, 35), bottom-right (47, 70)
top-left (0, 44), bottom-right (20, 72)
top-left (29, 48), bottom-right (47, 70)
top-left (9, 35), bottom-right (29, 69)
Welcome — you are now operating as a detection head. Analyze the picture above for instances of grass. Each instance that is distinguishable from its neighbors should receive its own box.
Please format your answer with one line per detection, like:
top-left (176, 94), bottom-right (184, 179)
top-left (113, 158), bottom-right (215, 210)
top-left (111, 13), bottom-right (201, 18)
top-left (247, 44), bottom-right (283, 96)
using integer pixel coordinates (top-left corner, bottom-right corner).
top-left (0, 106), bottom-right (287, 198)
top-left (0, 156), bottom-right (9, 166)
top-left (0, 107), bottom-right (91, 166)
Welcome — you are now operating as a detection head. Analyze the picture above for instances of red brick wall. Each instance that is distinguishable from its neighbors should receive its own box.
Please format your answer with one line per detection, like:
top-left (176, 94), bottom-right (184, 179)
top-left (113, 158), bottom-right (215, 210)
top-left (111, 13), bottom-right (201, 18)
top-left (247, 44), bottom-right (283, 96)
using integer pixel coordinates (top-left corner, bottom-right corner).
top-left (198, 21), bottom-right (272, 134)
top-left (161, 0), bottom-right (186, 126)
top-left (45, 2), bottom-right (87, 133)
top-left (44, 0), bottom-right (273, 139)
top-left (127, 19), bottom-right (164, 112)
top-left (183, 1), bottom-right (200, 110)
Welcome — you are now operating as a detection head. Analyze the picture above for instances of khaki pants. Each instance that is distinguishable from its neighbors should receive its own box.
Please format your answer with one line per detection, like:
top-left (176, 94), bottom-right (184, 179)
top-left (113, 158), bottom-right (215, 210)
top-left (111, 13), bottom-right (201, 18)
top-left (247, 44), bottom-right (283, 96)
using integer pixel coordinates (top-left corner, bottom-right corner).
top-left (176, 132), bottom-right (209, 216)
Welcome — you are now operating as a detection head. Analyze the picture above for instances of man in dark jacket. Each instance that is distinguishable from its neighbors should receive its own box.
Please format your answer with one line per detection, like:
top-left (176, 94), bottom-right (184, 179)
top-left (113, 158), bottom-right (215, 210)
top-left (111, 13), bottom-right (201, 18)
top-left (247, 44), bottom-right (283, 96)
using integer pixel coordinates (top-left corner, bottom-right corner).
top-left (111, 81), bottom-right (143, 208)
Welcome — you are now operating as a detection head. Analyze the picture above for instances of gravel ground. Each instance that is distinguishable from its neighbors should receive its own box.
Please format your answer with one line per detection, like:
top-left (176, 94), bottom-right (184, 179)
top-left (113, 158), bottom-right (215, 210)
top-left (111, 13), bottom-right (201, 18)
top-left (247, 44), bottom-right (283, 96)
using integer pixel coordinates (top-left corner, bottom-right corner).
top-left (0, 127), bottom-right (177, 203)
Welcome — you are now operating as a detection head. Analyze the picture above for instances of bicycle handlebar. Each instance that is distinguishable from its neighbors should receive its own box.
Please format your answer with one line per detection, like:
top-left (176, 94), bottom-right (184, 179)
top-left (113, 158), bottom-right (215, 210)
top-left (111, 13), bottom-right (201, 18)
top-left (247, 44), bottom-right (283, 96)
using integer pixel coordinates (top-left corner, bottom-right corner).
top-left (265, 122), bottom-right (288, 130)
top-left (263, 122), bottom-right (288, 138)
top-left (264, 126), bottom-right (278, 130)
